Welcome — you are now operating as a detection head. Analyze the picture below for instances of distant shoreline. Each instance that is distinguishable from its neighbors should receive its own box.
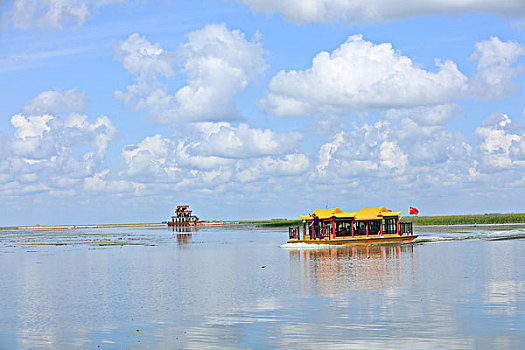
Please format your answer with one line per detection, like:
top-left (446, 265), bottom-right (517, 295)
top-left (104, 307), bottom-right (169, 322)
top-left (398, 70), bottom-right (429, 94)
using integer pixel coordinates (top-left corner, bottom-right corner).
top-left (1, 221), bottom-right (240, 231)
top-left (2, 213), bottom-right (525, 230)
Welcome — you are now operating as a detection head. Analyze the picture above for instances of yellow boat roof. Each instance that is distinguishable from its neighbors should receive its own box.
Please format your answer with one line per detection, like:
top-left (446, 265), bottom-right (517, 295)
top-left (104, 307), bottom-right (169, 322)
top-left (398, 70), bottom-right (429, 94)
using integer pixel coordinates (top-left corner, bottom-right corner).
top-left (299, 207), bottom-right (401, 221)
top-left (354, 207), bottom-right (401, 220)
top-left (299, 208), bottom-right (345, 220)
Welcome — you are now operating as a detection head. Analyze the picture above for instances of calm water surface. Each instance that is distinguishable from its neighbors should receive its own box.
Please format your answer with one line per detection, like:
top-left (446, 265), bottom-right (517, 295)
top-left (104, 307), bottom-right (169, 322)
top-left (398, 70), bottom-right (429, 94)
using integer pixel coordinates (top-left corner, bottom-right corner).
top-left (0, 225), bottom-right (524, 349)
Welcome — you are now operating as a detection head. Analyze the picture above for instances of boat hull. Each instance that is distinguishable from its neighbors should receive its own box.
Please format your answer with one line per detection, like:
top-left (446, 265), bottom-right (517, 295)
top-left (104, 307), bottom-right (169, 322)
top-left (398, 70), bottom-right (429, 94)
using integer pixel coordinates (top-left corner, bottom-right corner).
top-left (287, 234), bottom-right (418, 246)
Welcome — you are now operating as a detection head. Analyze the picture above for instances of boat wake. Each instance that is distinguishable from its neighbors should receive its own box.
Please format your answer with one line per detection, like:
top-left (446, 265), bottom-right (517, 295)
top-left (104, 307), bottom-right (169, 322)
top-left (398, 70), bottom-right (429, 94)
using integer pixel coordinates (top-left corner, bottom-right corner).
top-left (280, 242), bottom-right (341, 249)
top-left (481, 232), bottom-right (525, 241)
top-left (413, 236), bottom-right (469, 244)
top-left (413, 230), bottom-right (525, 244)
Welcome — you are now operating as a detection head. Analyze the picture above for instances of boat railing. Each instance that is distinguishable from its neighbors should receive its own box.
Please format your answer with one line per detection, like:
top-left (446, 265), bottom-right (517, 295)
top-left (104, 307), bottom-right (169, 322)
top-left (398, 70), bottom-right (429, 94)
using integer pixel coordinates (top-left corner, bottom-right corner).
top-left (400, 222), bottom-right (413, 235)
top-left (289, 226), bottom-right (300, 240)
top-left (290, 222), bottom-right (413, 239)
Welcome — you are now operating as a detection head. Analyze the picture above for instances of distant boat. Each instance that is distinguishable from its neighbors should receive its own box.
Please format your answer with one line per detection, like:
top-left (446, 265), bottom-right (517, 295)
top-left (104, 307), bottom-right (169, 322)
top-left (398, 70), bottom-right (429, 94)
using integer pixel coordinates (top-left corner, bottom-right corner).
top-left (168, 205), bottom-right (199, 227)
top-left (288, 207), bottom-right (417, 246)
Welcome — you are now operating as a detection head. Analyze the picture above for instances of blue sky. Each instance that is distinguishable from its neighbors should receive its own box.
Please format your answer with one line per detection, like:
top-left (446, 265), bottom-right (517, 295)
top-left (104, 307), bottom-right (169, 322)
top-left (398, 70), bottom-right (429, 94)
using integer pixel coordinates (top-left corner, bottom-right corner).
top-left (1, 0), bottom-right (525, 225)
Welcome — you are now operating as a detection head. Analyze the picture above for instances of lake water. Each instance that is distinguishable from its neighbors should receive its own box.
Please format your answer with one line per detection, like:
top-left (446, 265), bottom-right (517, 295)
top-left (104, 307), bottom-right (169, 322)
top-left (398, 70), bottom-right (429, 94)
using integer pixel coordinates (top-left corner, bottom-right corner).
top-left (0, 224), bottom-right (524, 349)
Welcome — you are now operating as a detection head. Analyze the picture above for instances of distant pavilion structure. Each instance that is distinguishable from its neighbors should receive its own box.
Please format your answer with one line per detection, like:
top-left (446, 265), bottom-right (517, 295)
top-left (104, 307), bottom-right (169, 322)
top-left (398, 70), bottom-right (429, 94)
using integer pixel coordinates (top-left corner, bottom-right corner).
top-left (168, 205), bottom-right (199, 226)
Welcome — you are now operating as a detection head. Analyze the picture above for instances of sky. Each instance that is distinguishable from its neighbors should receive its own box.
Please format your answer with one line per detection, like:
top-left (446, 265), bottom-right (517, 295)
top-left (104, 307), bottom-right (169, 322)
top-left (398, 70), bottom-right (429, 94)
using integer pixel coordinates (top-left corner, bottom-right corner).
top-left (1, 0), bottom-right (525, 225)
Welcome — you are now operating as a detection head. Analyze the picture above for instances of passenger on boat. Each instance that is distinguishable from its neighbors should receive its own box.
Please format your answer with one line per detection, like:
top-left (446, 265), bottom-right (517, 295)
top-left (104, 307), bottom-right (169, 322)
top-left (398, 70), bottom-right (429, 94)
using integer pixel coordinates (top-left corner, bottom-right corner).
top-left (312, 214), bottom-right (320, 239)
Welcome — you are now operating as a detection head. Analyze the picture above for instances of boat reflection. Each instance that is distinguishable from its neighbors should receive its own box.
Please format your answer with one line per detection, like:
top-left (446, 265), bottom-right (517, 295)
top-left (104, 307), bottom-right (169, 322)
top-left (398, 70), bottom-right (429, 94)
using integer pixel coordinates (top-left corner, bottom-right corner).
top-left (170, 226), bottom-right (197, 245)
top-left (170, 226), bottom-right (197, 233)
top-left (176, 233), bottom-right (193, 245)
top-left (288, 245), bottom-right (417, 294)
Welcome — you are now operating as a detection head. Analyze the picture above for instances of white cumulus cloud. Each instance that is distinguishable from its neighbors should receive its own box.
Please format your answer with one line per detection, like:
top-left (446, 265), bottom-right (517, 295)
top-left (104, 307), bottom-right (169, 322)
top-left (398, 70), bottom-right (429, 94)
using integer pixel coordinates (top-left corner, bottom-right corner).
top-left (0, 90), bottom-right (117, 197)
top-left (236, 154), bottom-right (309, 183)
top-left (315, 121), bottom-right (411, 180)
top-left (114, 32), bottom-right (174, 79)
top-left (171, 24), bottom-right (266, 122)
top-left (312, 106), bottom-right (525, 200)
top-left (386, 104), bottom-right (462, 127)
top-left (475, 113), bottom-right (523, 170)
top-left (5, 0), bottom-right (126, 30)
top-left (236, 0), bottom-right (525, 25)
top-left (84, 170), bottom-right (144, 193)
top-left (314, 105), bottom-right (475, 191)
top-left (115, 24), bottom-right (267, 124)
top-left (469, 37), bottom-right (525, 99)
top-left (261, 34), bottom-right (467, 117)
top-left (119, 121), bottom-right (307, 192)
top-left (11, 114), bottom-right (53, 140)
top-left (195, 123), bottom-right (301, 159)
top-left (22, 89), bottom-right (88, 115)
top-left (121, 134), bottom-right (178, 180)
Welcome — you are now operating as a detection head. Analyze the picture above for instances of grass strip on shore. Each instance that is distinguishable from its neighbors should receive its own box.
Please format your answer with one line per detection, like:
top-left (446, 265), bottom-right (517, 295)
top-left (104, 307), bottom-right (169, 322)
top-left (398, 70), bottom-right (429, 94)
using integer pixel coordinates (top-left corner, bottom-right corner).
top-left (400, 213), bottom-right (525, 225)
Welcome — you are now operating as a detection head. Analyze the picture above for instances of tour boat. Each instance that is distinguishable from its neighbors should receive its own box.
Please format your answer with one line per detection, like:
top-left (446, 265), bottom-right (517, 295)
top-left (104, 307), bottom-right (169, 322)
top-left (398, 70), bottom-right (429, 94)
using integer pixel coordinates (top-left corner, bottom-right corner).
top-left (288, 207), bottom-right (417, 246)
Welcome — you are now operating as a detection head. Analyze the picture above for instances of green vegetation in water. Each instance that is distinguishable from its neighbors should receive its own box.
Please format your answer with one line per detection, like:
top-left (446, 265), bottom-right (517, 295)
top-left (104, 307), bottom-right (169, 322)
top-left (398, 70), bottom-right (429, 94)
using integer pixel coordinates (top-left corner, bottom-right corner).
top-left (401, 213), bottom-right (525, 225)
top-left (258, 220), bottom-right (302, 227)
top-left (0, 223), bottom-right (165, 231)
top-left (239, 220), bottom-right (301, 227)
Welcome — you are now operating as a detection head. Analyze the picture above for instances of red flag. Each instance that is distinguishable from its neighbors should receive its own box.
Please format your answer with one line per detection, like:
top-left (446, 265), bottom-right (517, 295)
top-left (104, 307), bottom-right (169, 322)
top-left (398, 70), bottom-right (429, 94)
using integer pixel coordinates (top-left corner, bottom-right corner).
top-left (409, 207), bottom-right (419, 215)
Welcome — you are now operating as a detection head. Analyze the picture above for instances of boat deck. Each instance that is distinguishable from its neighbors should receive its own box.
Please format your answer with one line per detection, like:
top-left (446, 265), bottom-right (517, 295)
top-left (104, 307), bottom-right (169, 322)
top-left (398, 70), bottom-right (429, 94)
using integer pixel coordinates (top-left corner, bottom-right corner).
top-left (288, 234), bottom-right (418, 246)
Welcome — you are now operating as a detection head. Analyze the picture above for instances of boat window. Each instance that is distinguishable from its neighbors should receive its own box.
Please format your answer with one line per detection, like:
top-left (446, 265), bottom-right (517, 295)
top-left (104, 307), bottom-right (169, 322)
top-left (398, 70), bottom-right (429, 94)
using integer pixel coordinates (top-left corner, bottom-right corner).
top-left (369, 220), bottom-right (381, 235)
top-left (353, 221), bottom-right (366, 235)
top-left (306, 221), bottom-right (313, 239)
top-left (336, 221), bottom-right (352, 236)
top-left (383, 218), bottom-right (396, 234)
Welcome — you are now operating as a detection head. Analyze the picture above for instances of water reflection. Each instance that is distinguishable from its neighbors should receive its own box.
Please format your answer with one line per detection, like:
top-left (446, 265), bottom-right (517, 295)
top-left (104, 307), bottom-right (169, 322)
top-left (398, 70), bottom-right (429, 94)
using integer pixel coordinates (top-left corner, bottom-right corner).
top-left (289, 245), bottom-right (416, 295)
top-left (482, 240), bottom-right (525, 316)
top-left (1, 227), bottom-right (524, 349)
